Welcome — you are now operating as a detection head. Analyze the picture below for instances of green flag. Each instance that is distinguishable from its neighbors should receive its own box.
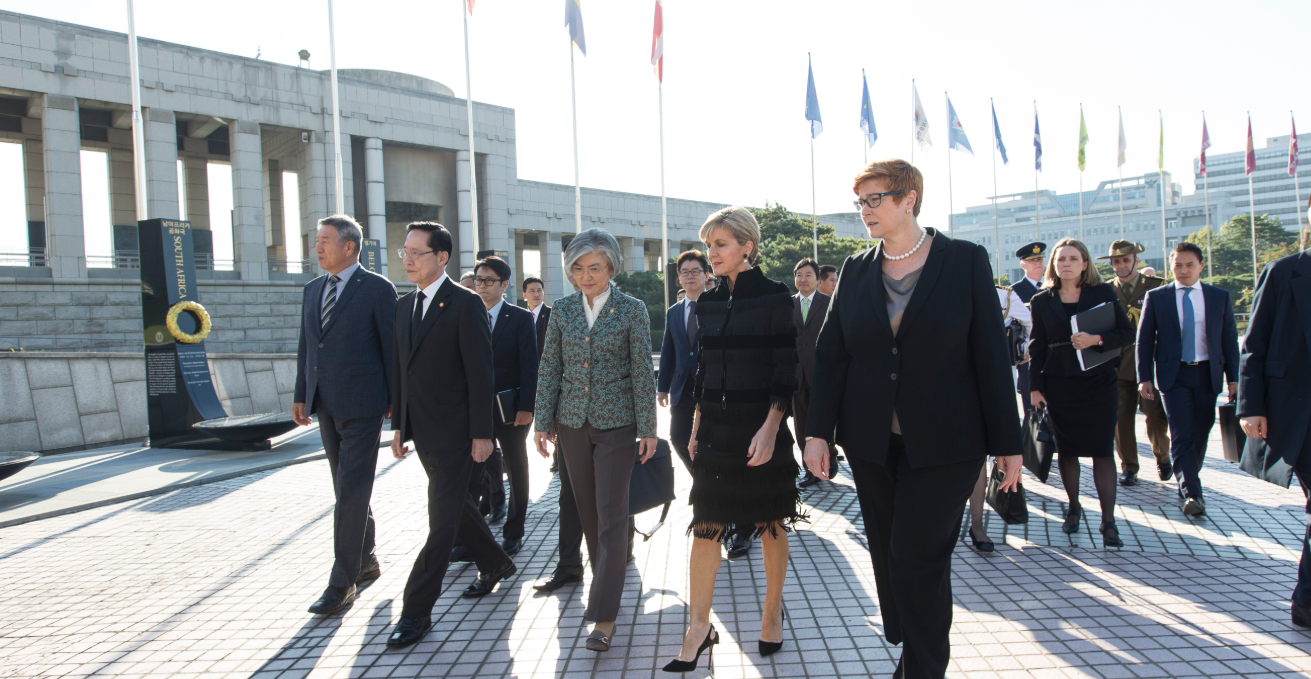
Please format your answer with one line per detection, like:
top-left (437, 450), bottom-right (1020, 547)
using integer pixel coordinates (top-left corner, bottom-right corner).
top-left (1157, 112), bottom-right (1164, 170)
top-left (1078, 106), bottom-right (1089, 171)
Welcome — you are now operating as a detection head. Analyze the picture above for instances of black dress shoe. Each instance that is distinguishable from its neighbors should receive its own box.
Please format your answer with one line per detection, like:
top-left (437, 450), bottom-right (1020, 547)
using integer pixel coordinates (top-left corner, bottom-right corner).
top-left (968, 526), bottom-right (994, 553)
top-left (450, 545), bottom-right (472, 563)
top-left (1182, 496), bottom-right (1206, 517)
top-left (1061, 506), bottom-right (1082, 534)
top-left (1158, 461), bottom-right (1173, 481)
top-left (307, 584), bottom-right (356, 615)
top-left (501, 538), bottom-right (522, 556)
top-left (489, 505), bottom-right (507, 525)
top-left (463, 560), bottom-right (517, 598)
top-left (387, 616), bottom-right (432, 648)
top-left (479, 501), bottom-right (491, 518)
top-left (1119, 471), bottom-right (1138, 486)
top-left (797, 472), bottom-right (820, 489)
top-left (356, 559), bottom-right (382, 584)
top-left (533, 566), bottom-right (584, 592)
top-left (1293, 602), bottom-right (1311, 628)
top-left (727, 534), bottom-right (751, 558)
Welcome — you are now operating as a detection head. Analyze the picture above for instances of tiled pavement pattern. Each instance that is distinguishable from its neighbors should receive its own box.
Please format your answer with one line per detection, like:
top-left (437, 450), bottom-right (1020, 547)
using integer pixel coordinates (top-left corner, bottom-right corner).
top-left (2, 410), bottom-right (1310, 678)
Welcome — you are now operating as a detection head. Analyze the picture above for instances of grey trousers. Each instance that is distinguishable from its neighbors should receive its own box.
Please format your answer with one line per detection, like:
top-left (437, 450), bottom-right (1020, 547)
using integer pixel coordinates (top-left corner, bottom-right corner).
top-left (556, 421), bottom-right (636, 622)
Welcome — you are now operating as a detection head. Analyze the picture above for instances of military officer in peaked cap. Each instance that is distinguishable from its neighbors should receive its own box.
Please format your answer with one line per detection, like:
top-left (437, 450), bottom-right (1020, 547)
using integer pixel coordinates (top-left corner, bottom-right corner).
top-left (1012, 242), bottom-right (1047, 411)
top-left (1097, 240), bottom-right (1171, 485)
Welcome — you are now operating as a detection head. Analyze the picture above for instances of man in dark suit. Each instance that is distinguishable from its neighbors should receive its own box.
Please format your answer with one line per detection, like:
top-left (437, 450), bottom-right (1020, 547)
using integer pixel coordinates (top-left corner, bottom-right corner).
top-left (293, 215), bottom-right (397, 616)
top-left (387, 222), bottom-right (514, 649)
top-left (793, 257), bottom-right (838, 489)
top-left (1011, 242), bottom-right (1046, 412)
top-left (658, 250), bottom-right (710, 472)
top-left (817, 263), bottom-right (838, 296)
top-left (1238, 250), bottom-right (1311, 628)
top-left (524, 276), bottom-right (555, 472)
top-left (1137, 242), bottom-right (1239, 517)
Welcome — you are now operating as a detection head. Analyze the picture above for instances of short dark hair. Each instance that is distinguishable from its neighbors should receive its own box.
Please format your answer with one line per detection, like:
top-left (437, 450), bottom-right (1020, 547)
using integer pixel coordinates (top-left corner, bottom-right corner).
top-left (523, 276), bottom-right (544, 291)
top-left (318, 214), bottom-right (363, 254)
top-left (793, 257), bottom-right (820, 277)
top-left (675, 250), bottom-right (709, 273)
top-left (819, 264), bottom-right (837, 281)
top-left (1172, 241), bottom-right (1205, 263)
top-left (475, 255), bottom-right (512, 282)
top-left (406, 221), bottom-right (452, 256)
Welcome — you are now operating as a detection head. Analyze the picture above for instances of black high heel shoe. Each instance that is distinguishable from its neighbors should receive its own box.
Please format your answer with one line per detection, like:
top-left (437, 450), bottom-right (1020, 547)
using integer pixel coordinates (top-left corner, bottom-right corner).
top-left (1062, 506), bottom-right (1083, 534)
top-left (1100, 519), bottom-right (1123, 548)
top-left (758, 608), bottom-right (786, 656)
top-left (969, 526), bottom-right (994, 553)
top-left (663, 624), bottom-right (718, 673)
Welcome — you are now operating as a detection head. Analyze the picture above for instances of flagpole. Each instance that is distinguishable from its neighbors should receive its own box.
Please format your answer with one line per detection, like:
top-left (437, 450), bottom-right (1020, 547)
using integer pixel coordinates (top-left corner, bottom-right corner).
top-left (462, 0), bottom-right (480, 258)
top-left (658, 79), bottom-right (668, 311)
top-left (1295, 111), bottom-right (1304, 251)
top-left (945, 92), bottom-right (954, 238)
top-left (991, 98), bottom-right (1000, 283)
top-left (1248, 111), bottom-right (1258, 282)
top-left (1160, 110), bottom-right (1168, 273)
top-left (1078, 103), bottom-right (1084, 241)
top-left (327, 0), bottom-right (345, 213)
top-left (910, 79), bottom-right (915, 165)
top-left (1204, 112), bottom-right (1212, 283)
top-left (1118, 108), bottom-right (1124, 239)
top-left (1034, 101), bottom-right (1040, 242)
top-left (570, 42), bottom-right (581, 234)
top-left (810, 134), bottom-right (818, 260)
top-left (125, 0), bottom-right (147, 220)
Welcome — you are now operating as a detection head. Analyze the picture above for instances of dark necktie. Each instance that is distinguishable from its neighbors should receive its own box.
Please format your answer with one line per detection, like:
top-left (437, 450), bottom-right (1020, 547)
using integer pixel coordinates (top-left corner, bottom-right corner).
top-left (412, 291), bottom-right (426, 346)
top-left (321, 274), bottom-right (341, 330)
top-left (1181, 288), bottom-right (1196, 363)
top-left (685, 299), bottom-right (698, 354)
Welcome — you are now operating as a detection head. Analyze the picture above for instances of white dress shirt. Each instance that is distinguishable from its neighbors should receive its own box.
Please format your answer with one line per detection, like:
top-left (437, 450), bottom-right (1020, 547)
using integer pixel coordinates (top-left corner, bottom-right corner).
top-left (486, 298), bottom-right (505, 333)
top-left (415, 273), bottom-right (448, 320)
top-left (1025, 275), bottom-right (1042, 290)
top-left (529, 302), bottom-right (544, 325)
top-left (321, 261), bottom-right (361, 307)
top-left (583, 285), bottom-right (612, 329)
top-left (798, 290), bottom-right (817, 324)
top-left (1175, 281), bottom-right (1208, 362)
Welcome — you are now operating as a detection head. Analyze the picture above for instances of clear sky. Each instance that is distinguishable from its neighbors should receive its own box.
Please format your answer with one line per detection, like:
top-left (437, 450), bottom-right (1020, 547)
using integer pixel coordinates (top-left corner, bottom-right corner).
top-left (7, 0), bottom-right (1311, 245)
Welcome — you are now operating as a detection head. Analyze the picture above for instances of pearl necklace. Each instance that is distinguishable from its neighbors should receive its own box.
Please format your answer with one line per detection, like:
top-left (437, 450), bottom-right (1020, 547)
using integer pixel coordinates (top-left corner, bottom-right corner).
top-left (883, 228), bottom-right (928, 261)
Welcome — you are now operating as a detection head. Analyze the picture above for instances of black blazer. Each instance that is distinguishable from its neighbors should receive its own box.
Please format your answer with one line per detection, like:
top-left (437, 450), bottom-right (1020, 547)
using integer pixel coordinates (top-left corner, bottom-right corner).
top-left (1136, 282), bottom-right (1239, 393)
top-left (533, 304), bottom-right (552, 361)
top-left (657, 297), bottom-right (698, 406)
top-left (1026, 282), bottom-right (1134, 392)
top-left (295, 266), bottom-right (397, 419)
top-left (1237, 251), bottom-right (1311, 467)
top-left (793, 291), bottom-right (831, 386)
top-left (805, 230), bottom-right (1022, 468)
top-left (491, 302), bottom-right (539, 416)
top-left (392, 277), bottom-right (495, 453)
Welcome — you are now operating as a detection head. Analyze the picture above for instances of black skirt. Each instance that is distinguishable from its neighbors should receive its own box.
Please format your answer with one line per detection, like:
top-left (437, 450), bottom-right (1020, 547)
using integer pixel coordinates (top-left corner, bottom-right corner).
top-left (1043, 371), bottom-right (1119, 458)
top-left (687, 426), bottom-right (807, 542)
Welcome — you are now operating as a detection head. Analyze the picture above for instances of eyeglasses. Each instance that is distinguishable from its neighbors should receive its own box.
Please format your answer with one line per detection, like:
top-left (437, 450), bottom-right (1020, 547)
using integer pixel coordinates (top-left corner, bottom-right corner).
top-left (678, 268), bottom-right (705, 277)
top-left (473, 277), bottom-right (504, 287)
top-left (396, 248), bottom-right (434, 260)
top-left (852, 190), bottom-right (904, 211)
top-left (571, 264), bottom-right (608, 277)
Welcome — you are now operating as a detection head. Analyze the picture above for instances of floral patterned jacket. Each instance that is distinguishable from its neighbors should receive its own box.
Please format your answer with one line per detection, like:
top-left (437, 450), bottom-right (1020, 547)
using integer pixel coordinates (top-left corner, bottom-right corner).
top-left (534, 284), bottom-right (658, 439)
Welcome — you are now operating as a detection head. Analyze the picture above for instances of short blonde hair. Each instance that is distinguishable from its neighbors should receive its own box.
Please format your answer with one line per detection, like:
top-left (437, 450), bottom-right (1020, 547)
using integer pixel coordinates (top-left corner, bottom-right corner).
top-left (852, 159), bottom-right (924, 217)
top-left (698, 206), bottom-right (761, 265)
top-left (1043, 238), bottom-right (1103, 289)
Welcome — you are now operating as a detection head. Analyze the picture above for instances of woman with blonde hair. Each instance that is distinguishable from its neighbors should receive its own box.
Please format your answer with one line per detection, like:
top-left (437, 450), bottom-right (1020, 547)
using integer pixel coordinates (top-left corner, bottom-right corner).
top-left (664, 206), bottom-right (804, 673)
top-left (1027, 237), bottom-right (1134, 547)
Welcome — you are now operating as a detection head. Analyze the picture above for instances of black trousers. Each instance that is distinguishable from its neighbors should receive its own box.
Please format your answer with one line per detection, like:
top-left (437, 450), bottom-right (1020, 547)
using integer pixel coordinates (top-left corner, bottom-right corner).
top-left (316, 401), bottom-right (384, 588)
top-left (1293, 447), bottom-right (1311, 608)
top-left (477, 448), bottom-right (506, 512)
top-left (401, 446), bottom-right (509, 618)
top-left (1016, 362), bottom-right (1032, 412)
top-left (494, 421), bottom-right (531, 541)
top-left (849, 436), bottom-right (983, 679)
top-left (1159, 362), bottom-right (1218, 499)
top-left (669, 402), bottom-right (695, 472)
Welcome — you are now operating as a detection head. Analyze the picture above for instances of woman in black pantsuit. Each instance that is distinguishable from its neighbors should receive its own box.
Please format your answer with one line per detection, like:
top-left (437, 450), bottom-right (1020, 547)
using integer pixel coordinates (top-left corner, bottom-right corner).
top-left (804, 160), bottom-right (1023, 679)
top-left (1027, 238), bottom-right (1134, 546)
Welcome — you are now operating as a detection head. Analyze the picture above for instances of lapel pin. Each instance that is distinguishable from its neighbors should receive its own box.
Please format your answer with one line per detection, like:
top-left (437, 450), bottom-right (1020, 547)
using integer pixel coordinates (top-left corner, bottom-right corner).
top-left (439, 302), bottom-right (445, 308)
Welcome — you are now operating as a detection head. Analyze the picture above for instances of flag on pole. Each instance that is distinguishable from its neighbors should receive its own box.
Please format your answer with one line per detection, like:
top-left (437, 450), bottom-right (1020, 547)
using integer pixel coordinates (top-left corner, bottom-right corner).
top-left (912, 81), bottom-right (931, 150)
top-left (565, 0), bottom-right (586, 55)
top-left (992, 101), bottom-right (1008, 164)
top-left (860, 72), bottom-right (877, 148)
top-left (1157, 112), bottom-right (1165, 171)
top-left (650, 0), bottom-right (663, 82)
top-left (467, 0), bottom-right (474, 11)
top-left (946, 96), bottom-right (973, 155)
top-left (805, 56), bottom-right (822, 138)
top-left (1034, 108), bottom-right (1043, 172)
top-left (1200, 115), bottom-right (1211, 176)
top-left (1290, 114), bottom-right (1300, 176)
top-left (1078, 107), bottom-right (1088, 171)
top-left (1117, 108), bottom-right (1127, 168)
top-left (1246, 115), bottom-right (1256, 175)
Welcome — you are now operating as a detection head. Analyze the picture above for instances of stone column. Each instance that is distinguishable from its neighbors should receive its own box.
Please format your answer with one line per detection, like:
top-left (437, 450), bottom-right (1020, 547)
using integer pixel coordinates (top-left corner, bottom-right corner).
top-left (143, 108), bottom-right (179, 220)
top-left (300, 131), bottom-right (329, 238)
top-left (108, 147), bottom-right (137, 226)
top-left (263, 159), bottom-right (284, 261)
top-left (184, 156), bottom-right (210, 231)
top-left (41, 94), bottom-right (85, 279)
top-left (229, 120), bottom-right (268, 281)
top-left (456, 149), bottom-right (475, 271)
top-left (363, 137), bottom-right (387, 275)
top-left (625, 237), bottom-right (645, 274)
top-left (545, 230), bottom-right (564, 302)
top-left (332, 130), bottom-right (355, 217)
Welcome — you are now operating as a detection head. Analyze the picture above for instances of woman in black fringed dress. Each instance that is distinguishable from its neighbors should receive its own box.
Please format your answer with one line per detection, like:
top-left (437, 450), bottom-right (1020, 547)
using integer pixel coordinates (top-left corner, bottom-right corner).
top-left (663, 206), bottom-right (805, 673)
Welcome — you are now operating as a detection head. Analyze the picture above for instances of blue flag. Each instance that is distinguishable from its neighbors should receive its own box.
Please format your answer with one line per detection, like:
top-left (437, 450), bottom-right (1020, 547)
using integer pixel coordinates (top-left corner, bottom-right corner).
top-left (565, 0), bottom-right (586, 56)
top-left (992, 101), bottom-right (1008, 165)
top-left (805, 57), bottom-right (822, 138)
top-left (860, 73), bottom-right (877, 148)
top-left (1034, 108), bottom-right (1043, 172)
top-left (946, 96), bottom-right (973, 155)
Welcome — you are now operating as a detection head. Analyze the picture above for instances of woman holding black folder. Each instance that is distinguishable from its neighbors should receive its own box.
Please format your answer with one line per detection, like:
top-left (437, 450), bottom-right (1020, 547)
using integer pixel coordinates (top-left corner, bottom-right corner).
top-left (1028, 238), bottom-right (1134, 547)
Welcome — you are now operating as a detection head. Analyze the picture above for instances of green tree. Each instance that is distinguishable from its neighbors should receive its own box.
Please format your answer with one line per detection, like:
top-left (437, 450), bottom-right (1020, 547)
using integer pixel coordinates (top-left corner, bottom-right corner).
top-left (751, 203), bottom-right (870, 290)
top-left (611, 269), bottom-right (666, 348)
top-left (1183, 213), bottom-right (1298, 313)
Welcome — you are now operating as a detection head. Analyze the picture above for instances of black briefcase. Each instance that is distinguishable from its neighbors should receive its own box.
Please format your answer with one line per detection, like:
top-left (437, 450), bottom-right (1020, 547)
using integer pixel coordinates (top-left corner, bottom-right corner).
top-left (629, 438), bottom-right (675, 540)
top-left (1021, 405), bottom-right (1056, 484)
top-left (1217, 401), bottom-right (1245, 463)
top-left (985, 461), bottom-right (1028, 525)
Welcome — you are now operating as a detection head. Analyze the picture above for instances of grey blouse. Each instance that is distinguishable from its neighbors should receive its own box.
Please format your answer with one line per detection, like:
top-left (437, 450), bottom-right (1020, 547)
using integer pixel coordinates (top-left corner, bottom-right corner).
top-left (883, 263), bottom-right (924, 435)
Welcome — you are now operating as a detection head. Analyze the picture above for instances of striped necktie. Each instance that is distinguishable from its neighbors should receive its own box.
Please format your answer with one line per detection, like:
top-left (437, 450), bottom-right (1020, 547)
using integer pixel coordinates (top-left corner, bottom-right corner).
top-left (321, 275), bottom-right (341, 330)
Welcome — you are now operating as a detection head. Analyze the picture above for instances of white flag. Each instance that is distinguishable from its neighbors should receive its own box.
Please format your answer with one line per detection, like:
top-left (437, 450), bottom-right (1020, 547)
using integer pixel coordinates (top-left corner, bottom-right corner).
top-left (912, 82), bottom-right (932, 150)
top-left (1117, 108), bottom-right (1127, 168)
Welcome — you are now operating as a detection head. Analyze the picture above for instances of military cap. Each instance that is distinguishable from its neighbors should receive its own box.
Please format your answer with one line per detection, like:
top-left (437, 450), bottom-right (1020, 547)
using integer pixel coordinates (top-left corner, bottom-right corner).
top-left (1015, 242), bottom-right (1047, 261)
top-left (1095, 240), bottom-right (1146, 260)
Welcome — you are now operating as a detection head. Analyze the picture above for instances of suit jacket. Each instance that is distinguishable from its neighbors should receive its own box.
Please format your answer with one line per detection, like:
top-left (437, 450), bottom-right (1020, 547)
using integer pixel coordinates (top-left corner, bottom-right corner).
top-left (1112, 273), bottom-right (1166, 381)
top-left (392, 278), bottom-right (495, 452)
top-left (1012, 277), bottom-right (1040, 304)
top-left (532, 305), bottom-right (552, 361)
top-left (1136, 282), bottom-right (1239, 393)
top-left (793, 291), bottom-right (831, 386)
top-left (294, 266), bottom-right (397, 419)
top-left (534, 284), bottom-right (659, 438)
top-left (1237, 252), bottom-right (1311, 466)
top-left (805, 230), bottom-right (1023, 468)
top-left (657, 297), bottom-right (699, 407)
top-left (1026, 283), bottom-right (1134, 392)
top-left (491, 302), bottom-right (539, 417)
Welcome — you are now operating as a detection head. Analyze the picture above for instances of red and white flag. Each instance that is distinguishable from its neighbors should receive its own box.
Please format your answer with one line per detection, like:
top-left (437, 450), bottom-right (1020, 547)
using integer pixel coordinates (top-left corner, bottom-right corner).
top-left (467, 0), bottom-right (474, 12)
top-left (1246, 115), bottom-right (1257, 176)
top-left (1291, 114), bottom-right (1300, 177)
top-left (1199, 116), bottom-right (1211, 176)
top-left (650, 0), bottom-right (663, 82)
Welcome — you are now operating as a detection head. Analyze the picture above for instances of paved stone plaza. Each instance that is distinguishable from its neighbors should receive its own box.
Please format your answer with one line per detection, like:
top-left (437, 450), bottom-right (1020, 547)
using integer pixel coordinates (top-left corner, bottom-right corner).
top-left (2, 410), bottom-right (1310, 679)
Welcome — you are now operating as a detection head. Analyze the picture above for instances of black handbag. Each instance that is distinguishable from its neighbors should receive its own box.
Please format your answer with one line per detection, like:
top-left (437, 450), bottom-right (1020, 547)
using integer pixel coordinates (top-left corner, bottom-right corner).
top-left (1005, 319), bottom-right (1027, 367)
top-left (629, 438), bottom-right (675, 540)
top-left (1021, 405), bottom-right (1056, 484)
top-left (1217, 401), bottom-right (1245, 463)
top-left (985, 461), bottom-right (1028, 524)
